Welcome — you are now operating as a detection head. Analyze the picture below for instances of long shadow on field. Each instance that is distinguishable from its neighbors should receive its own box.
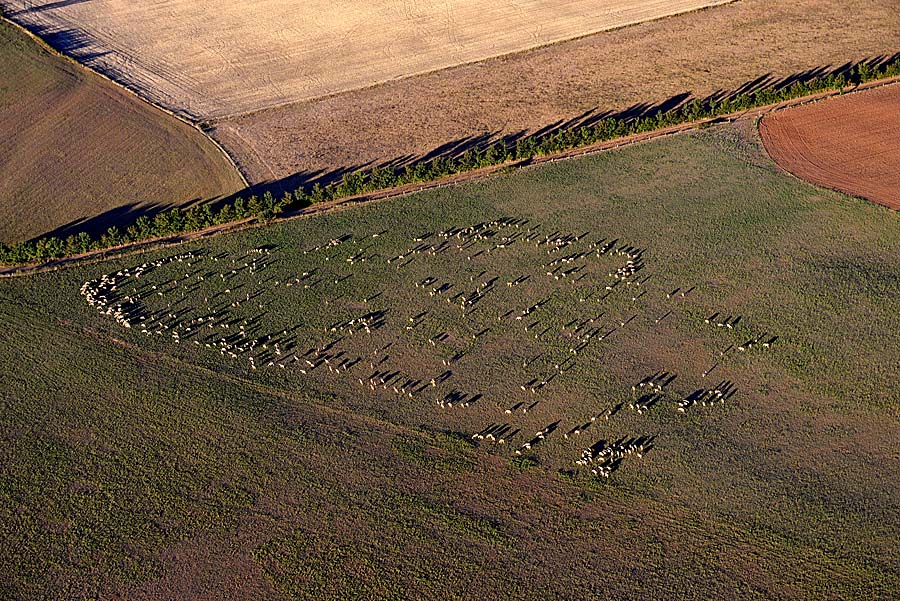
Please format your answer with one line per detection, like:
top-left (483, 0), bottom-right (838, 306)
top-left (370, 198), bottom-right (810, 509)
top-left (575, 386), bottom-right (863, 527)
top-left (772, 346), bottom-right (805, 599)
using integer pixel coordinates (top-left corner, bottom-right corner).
top-left (39, 201), bottom-right (169, 242)
top-left (27, 52), bottom-right (900, 244)
top-left (36, 197), bottom-right (229, 242)
top-left (243, 52), bottom-right (900, 195)
top-left (13, 0), bottom-right (95, 14)
top-left (6, 15), bottom-right (111, 63)
top-left (237, 164), bottom-right (369, 201)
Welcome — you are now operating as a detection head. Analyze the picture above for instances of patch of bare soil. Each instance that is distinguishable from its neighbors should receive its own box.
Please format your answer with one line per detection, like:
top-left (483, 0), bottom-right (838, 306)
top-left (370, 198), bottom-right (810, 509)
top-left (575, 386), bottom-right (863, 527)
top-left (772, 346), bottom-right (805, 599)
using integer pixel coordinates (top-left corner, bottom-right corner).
top-left (759, 83), bottom-right (900, 210)
top-left (0, 19), bottom-right (245, 243)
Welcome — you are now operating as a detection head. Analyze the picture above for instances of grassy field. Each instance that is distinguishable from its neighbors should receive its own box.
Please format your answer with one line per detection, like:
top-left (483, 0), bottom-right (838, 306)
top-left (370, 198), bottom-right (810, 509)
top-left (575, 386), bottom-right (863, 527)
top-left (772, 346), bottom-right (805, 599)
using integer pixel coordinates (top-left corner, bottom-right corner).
top-left (0, 18), bottom-right (245, 244)
top-left (2, 122), bottom-right (899, 599)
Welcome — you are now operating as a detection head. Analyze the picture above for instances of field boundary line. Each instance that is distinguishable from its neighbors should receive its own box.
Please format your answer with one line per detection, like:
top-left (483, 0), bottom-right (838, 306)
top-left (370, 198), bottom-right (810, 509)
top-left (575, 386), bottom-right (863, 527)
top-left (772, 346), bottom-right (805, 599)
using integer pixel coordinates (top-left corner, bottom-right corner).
top-left (0, 11), bottom-right (249, 189)
top-left (2, 76), bottom-right (899, 278)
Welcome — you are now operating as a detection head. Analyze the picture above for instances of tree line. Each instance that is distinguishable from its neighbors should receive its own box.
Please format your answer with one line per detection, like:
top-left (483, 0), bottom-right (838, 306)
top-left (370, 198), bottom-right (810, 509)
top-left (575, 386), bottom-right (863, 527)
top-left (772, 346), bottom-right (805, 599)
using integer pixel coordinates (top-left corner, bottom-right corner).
top-left (3, 59), bottom-right (899, 267)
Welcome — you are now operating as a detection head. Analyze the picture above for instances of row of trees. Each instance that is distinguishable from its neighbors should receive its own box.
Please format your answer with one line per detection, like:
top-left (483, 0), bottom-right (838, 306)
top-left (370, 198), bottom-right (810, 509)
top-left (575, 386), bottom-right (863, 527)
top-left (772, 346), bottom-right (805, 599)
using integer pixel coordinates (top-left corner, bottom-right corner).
top-left (0, 191), bottom-right (292, 264)
top-left (3, 59), bottom-right (899, 267)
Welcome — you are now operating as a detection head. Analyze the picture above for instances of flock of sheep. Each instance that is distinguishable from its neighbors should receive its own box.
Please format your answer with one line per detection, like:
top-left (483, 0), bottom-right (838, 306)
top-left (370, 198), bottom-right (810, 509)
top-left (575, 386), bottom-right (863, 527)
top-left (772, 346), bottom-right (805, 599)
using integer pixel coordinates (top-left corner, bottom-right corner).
top-left (80, 215), bottom-right (777, 482)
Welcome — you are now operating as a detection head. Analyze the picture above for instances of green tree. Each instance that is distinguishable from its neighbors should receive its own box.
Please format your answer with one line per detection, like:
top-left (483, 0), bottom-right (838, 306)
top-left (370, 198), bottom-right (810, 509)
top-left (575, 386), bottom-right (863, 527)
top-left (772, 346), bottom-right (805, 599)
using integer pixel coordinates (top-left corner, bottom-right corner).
top-left (72, 231), bottom-right (92, 253)
top-left (310, 183), bottom-right (325, 204)
top-left (246, 195), bottom-right (261, 217)
top-left (215, 203), bottom-right (234, 224)
top-left (293, 187), bottom-right (310, 208)
top-left (232, 197), bottom-right (247, 218)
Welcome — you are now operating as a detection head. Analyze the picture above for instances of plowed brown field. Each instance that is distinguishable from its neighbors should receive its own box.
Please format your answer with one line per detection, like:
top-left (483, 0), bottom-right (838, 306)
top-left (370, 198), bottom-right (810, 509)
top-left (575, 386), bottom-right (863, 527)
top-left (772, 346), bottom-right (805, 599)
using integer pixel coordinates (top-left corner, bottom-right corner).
top-left (0, 19), bottom-right (245, 243)
top-left (760, 84), bottom-right (900, 210)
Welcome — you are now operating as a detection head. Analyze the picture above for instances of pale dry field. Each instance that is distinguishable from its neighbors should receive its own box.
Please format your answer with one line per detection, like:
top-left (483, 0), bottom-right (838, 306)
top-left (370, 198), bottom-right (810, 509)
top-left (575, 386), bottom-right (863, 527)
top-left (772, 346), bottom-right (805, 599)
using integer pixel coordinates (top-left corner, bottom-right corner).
top-left (2, 0), bottom-right (731, 120)
top-left (208, 0), bottom-right (900, 186)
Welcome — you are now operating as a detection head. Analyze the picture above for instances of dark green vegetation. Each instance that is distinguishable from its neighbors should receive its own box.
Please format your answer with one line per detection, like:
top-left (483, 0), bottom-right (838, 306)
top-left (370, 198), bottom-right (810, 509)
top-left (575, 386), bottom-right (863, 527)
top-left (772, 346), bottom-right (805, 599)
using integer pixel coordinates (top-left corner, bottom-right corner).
top-left (4, 59), bottom-right (900, 266)
top-left (0, 17), bottom-right (244, 245)
top-left (0, 190), bottom-right (291, 265)
top-left (2, 123), bottom-right (899, 599)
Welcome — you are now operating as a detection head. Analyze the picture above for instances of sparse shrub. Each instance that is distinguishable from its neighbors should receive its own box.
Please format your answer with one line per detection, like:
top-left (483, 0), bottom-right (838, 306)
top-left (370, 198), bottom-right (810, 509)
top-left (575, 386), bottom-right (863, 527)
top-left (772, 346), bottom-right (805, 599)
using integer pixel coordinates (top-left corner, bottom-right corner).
top-left (510, 455), bottom-right (539, 471)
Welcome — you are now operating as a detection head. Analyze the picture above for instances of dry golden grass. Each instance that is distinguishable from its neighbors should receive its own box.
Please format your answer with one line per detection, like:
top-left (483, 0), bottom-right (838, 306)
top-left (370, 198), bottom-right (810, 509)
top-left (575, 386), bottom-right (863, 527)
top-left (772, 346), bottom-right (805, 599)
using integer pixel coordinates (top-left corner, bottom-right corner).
top-left (3, 0), bottom-right (730, 119)
top-left (208, 0), bottom-right (900, 185)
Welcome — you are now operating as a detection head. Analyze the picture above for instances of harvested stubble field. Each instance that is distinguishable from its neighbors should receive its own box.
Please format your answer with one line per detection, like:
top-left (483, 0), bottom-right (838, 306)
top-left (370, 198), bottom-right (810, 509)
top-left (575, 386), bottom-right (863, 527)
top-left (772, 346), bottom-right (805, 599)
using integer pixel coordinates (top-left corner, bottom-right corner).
top-left (0, 0), bottom-right (730, 120)
top-left (0, 18), bottom-right (245, 244)
top-left (208, 0), bottom-right (900, 185)
top-left (760, 83), bottom-right (900, 211)
top-left (2, 123), bottom-right (900, 599)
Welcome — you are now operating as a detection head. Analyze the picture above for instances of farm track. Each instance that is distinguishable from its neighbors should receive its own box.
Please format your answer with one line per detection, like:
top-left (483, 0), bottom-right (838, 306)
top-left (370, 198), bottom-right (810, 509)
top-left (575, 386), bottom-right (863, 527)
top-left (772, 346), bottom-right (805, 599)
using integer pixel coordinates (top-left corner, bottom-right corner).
top-left (4, 77), bottom-right (899, 279)
top-left (759, 84), bottom-right (900, 210)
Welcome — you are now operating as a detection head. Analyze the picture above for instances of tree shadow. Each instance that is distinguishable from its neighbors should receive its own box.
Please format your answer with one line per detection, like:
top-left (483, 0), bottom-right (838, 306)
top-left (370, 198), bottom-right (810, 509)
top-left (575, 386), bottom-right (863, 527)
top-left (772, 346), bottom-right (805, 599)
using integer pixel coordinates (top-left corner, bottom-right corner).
top-left (13, 0), bottom-right (95, 14)
top-left (8, 17), bottom-right (110, 63)
top-left (39, 201), bottom-right (177, 241)
top-left (262, 52), bottom-right (900, 194)
top-left (27, 52), bottom-right (900, 244)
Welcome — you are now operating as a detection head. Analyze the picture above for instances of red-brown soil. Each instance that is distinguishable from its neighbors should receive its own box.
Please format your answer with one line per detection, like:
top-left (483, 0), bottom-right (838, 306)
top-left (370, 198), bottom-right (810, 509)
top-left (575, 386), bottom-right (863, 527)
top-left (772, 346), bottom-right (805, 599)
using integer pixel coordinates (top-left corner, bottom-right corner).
top-left (760, 84), bottom-right (900, 210)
